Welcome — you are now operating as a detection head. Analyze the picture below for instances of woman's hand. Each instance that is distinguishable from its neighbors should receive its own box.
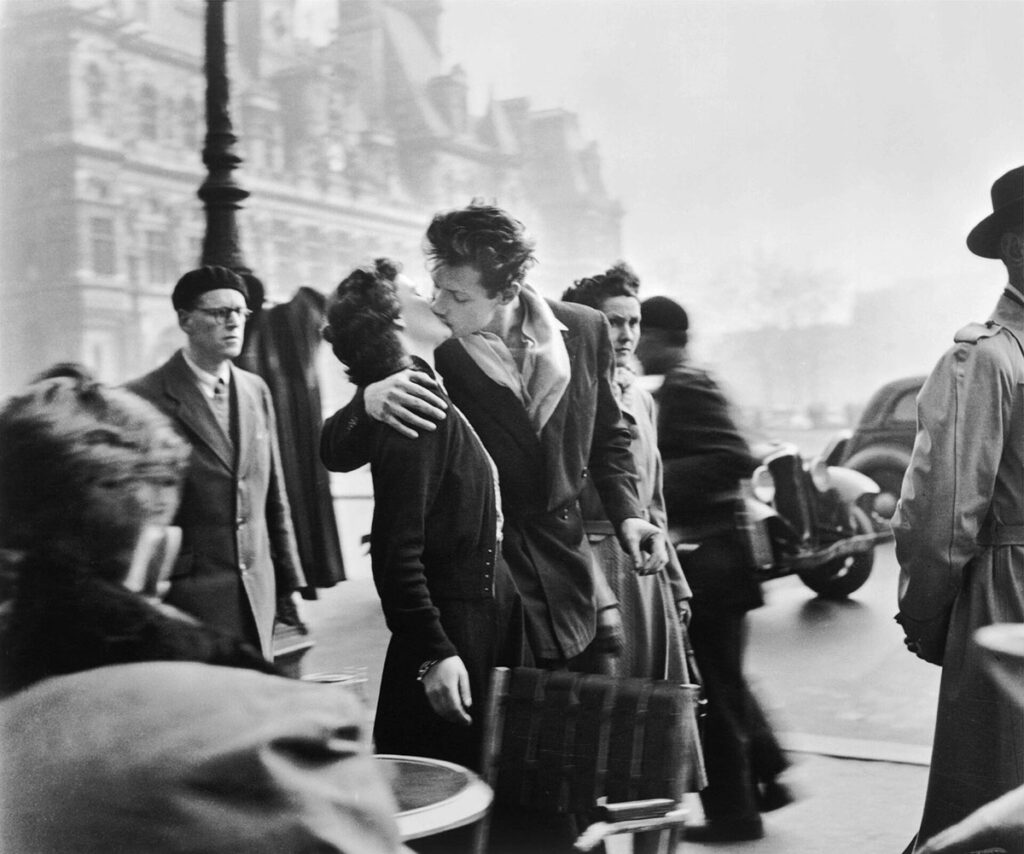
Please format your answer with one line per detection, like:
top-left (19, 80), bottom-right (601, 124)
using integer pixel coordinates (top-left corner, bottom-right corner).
top-left (365, 369), bottom-right (447, 439)
top-left (421, 656), bottom-right (473, 726)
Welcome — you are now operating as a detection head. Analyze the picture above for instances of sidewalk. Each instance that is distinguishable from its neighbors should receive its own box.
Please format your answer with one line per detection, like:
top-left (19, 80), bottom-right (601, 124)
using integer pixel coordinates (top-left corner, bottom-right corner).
top-left (301, 579), bottom-right (928, 854)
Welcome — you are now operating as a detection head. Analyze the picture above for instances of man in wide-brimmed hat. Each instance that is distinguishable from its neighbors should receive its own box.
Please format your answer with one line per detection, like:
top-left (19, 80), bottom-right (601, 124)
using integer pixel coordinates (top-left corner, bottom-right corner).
top-left (894, 165), bottom-right (1024, 853)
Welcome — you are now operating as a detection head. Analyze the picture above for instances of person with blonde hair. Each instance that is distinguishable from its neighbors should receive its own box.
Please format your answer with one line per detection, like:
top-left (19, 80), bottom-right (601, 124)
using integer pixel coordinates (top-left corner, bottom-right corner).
top-left (0, 367), bottom-right (278, 696)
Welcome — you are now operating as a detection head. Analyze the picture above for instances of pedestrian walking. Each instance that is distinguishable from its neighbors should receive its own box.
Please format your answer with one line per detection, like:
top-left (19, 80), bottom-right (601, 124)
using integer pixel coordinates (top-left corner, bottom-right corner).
top-left (637, 296), bottom-right (790, 843)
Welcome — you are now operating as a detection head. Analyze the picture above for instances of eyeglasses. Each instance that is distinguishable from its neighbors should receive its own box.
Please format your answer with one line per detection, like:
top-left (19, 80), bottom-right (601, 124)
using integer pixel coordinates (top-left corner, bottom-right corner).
top-left (192, 306), bottom-right (253, 324)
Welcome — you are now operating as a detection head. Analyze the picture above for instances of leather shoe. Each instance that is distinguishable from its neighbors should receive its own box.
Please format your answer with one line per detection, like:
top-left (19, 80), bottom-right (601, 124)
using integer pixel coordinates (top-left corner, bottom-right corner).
top-left (757, 780), bottom-right (796, 812)
top-left (684, 817), bottom-right (765, 843)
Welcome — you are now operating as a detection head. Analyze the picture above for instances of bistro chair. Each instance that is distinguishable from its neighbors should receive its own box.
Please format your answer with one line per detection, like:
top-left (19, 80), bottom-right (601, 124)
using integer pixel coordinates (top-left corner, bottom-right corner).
top-left (472, 666), bottom-right (704, 854)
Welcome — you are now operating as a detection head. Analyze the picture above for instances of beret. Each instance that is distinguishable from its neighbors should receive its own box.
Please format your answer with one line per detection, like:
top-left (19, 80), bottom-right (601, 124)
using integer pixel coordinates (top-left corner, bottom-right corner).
top-left (171, 266), bottom-right (249, 311)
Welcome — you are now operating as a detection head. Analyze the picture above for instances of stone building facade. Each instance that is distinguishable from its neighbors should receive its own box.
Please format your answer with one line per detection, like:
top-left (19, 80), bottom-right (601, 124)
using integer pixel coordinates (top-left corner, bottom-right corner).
top-left (0, 0), bottom-right (623, 392)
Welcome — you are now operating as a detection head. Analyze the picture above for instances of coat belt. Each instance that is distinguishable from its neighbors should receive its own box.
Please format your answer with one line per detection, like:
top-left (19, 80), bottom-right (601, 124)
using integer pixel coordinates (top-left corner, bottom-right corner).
top-left (978, 523), bottom-right (1024, 546)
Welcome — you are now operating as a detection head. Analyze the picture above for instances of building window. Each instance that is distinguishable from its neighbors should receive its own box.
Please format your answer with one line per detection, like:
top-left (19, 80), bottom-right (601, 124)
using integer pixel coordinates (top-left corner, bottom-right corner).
top-left (182, 96), bottom-right (199, 150)
top-left (90, 216), bottom-right (116, 275)
top-left (188, 235), bottom-right (203, 267)
top-left (139, 84), bottom-right (158, 140)
top-left (144, 229), bottom-right (172, 285)
top-left (85, 64), bottom-right (106, 124)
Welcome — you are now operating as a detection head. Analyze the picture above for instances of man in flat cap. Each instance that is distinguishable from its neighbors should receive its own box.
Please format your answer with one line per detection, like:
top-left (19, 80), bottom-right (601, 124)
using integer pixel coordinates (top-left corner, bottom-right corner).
top-left (129, 266), bottom-right (305, 661)
top-left (636, 297), bottom-right (788, 843)
top-left (895, 165), bottom-right (1024, 853)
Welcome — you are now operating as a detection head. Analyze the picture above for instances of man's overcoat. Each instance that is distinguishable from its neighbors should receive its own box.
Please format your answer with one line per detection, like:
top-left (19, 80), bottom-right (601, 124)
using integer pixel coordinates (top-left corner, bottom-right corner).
top-left (895, 290), bottom-right (1024, 846)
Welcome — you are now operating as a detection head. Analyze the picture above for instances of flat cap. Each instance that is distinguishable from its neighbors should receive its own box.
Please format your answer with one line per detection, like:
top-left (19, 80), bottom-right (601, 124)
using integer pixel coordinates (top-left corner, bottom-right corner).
top-left (640, 296), bottom-right (689, 332)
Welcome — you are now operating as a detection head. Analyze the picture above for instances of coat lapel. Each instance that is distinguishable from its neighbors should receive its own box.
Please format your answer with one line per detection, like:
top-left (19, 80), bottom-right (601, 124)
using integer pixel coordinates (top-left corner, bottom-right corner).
top-left (438, 340), bottom-right (541, 457)
top-left (233, 367), bottom-right (260, 478)
top-left (162, 352), bottom-right (234, 472)
top-left (539, 323), bottom-right (580, 504)
top-left (540, 323), bottom-right (581, 458)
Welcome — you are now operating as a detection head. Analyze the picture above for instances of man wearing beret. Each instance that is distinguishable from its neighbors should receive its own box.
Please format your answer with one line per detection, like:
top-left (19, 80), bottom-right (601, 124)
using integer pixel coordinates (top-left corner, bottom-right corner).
top-left (129, 266), bottom-right (305, 661)
top-left (895, 165), bottom-right (1024, 853)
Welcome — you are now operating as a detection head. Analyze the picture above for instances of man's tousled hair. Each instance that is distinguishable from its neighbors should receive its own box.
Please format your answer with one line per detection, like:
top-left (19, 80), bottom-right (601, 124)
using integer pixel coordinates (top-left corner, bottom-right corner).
top-left (425, 201), bottom-right (536, 297)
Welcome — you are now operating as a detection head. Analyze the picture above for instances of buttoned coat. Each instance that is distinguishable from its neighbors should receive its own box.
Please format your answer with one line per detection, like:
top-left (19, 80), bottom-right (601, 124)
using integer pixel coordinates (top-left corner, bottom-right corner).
top-left (436, 300), bottom-right (641, 661)
top-left (130, 350), bottom-right (305, 659)
top-left (894, 290), bottom-right (1024, 846)
top-left (322, 360), bottom-right (502, 769)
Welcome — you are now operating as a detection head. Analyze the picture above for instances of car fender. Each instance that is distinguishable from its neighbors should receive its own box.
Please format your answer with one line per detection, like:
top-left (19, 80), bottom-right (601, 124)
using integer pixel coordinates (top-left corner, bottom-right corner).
top-left (826, 465), bottom-right (880, 502)
top-left (843, 444), bottom-right (913, 478)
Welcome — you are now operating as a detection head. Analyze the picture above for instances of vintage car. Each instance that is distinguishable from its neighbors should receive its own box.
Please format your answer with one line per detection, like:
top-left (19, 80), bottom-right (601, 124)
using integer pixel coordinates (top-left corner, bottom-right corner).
top-left (741, 437), bottom-right (891, 599)
top-left (825, 375), bottom-right (925, 519)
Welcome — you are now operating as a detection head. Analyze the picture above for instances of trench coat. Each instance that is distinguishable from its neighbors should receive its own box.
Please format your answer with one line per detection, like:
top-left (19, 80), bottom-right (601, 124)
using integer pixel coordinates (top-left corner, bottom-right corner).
top-left (894, 289), bottom-right (1024, 848)
top-left (130, 351), bottom-right (305, 659)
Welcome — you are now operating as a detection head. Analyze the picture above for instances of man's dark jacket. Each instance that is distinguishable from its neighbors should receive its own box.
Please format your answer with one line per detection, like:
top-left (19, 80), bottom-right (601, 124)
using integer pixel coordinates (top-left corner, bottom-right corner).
top-left (655, 361), bottom-right (762, 613)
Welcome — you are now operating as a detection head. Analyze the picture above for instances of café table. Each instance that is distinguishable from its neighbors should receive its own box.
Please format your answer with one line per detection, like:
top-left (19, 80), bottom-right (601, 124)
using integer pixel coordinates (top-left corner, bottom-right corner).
top-left (374, 753), bottom-right (493, 841)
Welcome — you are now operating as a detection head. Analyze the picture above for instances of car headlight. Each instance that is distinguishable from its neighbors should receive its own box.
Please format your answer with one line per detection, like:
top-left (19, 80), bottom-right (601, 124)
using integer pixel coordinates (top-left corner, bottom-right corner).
top-left (810, 458), bottom-right (832, 492)
top-left (751, 465), bottom-right (775, 504)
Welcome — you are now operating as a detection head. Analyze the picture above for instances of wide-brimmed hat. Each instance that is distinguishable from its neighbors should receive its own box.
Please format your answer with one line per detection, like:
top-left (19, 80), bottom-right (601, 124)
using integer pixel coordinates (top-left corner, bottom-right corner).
top-left (966, 166), bottom-right (1024, 259)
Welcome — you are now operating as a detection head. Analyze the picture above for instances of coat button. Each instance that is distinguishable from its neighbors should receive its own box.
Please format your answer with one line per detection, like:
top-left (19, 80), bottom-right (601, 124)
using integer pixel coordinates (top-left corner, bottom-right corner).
top-left (239, 562), bottom-right (248, 573)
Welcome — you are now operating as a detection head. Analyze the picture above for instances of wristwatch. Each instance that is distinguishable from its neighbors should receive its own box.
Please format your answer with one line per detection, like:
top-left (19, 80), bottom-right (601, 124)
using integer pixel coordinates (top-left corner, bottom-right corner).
top-left (416, 659), bottom-right (439, 682)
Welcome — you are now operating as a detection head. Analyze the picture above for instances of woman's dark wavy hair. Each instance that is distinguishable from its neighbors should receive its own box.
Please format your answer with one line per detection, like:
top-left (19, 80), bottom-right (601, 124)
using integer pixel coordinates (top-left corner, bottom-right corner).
top-left (323, 258), bottom-right (408, 386)
top-left (424, 201), bottom-right (536, 297)
top-left (561, 261), bottom-right (641, 310)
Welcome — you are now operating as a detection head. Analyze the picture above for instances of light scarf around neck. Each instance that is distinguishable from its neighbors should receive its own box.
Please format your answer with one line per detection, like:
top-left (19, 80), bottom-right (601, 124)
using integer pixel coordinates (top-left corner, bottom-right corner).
top-left (458, 284), bottom-right (571, 434)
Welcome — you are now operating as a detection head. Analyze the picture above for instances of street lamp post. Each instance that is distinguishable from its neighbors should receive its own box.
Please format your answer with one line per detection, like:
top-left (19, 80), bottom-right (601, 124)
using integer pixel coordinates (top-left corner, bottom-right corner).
top-left (198, 0), bottom-right (262, 310)
top-left (197, 0), bottom-right (312, 673)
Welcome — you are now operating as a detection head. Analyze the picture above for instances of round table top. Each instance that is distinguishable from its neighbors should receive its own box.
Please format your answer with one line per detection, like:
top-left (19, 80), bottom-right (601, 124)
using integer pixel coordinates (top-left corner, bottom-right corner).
top-left (374, 753), bottom-right (493, 841)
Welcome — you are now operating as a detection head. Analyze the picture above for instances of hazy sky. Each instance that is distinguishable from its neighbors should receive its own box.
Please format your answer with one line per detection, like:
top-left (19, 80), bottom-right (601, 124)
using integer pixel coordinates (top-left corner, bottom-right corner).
top-left (437, 0), bottom-right (1024, 325)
